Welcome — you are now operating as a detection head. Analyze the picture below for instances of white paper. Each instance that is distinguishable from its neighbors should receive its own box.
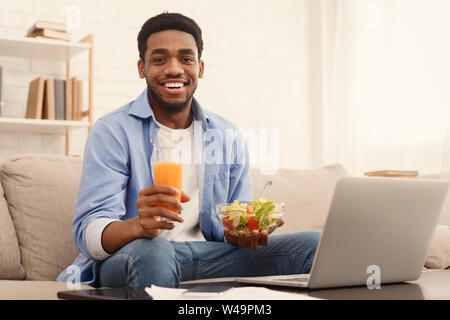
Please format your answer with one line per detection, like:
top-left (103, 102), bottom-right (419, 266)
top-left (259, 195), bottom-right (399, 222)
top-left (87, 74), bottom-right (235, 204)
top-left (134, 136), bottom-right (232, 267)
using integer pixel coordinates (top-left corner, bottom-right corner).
top-left (145, 284), bottom-right (320, 300)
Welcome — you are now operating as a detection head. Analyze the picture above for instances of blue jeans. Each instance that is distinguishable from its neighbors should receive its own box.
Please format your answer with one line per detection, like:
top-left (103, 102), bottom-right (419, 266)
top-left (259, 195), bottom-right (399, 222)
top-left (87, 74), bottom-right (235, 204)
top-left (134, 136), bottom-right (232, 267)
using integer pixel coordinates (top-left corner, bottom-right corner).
top-left (98, 231), bottom-right (321, 288)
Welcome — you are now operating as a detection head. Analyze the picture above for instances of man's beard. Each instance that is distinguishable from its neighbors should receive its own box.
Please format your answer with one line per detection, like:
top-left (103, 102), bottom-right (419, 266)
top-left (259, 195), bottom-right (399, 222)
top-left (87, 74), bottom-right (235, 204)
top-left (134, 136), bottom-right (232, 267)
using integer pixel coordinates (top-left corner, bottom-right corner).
top-left (147, 80), bottom-right (197, 114)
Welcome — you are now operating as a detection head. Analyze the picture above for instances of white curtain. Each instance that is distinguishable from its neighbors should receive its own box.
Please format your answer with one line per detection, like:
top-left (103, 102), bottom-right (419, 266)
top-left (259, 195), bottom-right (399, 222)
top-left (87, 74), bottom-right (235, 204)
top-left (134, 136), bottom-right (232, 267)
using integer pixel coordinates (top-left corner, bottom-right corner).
top-left (441, 115), bottom-right (450, 225)
top-left (312, 0), bottom-right (450, 224)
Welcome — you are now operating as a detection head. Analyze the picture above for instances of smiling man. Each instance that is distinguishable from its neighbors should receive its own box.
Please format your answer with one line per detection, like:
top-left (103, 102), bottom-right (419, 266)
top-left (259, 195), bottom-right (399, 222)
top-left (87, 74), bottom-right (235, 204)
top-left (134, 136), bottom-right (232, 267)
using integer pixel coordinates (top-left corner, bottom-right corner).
top-left (140, 29), bottom-right (203, 122)
top-left (57, 12), bottom-right (321, 288)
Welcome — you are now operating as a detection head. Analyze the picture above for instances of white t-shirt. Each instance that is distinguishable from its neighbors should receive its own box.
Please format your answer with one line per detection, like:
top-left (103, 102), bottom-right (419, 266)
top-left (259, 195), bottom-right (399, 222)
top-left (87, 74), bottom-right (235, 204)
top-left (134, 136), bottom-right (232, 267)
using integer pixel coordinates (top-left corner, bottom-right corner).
top-left (154, 119), bottom-right (204, 242)
top-left (85, 119), bottom-right (205, 261)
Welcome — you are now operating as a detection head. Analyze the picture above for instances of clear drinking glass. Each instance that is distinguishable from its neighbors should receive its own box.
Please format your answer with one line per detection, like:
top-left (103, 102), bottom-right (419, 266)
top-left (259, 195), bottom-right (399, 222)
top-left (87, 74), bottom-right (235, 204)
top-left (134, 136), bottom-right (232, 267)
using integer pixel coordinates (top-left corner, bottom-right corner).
top-left (152, 144), bottom-right (183, 210)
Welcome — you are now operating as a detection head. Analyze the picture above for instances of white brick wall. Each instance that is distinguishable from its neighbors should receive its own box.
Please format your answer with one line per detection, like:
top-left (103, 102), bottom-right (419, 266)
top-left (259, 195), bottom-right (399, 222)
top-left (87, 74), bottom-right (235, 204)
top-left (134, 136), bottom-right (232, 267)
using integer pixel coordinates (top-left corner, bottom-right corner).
top-left (0, 0), bottom-right (313, 170)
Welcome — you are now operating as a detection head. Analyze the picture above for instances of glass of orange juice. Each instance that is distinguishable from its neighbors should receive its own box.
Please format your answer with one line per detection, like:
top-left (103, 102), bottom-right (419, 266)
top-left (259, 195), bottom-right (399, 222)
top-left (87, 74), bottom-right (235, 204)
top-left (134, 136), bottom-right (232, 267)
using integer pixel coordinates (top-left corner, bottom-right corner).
top-left (153, 144), bottom-right (182, 211)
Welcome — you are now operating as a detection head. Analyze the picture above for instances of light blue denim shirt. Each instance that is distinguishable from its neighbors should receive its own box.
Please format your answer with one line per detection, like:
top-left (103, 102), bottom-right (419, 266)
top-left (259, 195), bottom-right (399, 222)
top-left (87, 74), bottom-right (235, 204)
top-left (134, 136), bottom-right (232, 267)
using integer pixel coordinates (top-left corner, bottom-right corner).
top-left (57, 88), bottom-right (252, 285)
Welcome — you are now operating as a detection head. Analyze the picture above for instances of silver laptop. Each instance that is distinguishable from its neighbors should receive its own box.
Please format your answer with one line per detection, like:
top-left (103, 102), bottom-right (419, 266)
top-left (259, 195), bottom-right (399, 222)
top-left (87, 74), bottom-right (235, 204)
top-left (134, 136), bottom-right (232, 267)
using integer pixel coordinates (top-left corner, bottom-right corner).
top-left (237, 176), bottom-right (448, 289)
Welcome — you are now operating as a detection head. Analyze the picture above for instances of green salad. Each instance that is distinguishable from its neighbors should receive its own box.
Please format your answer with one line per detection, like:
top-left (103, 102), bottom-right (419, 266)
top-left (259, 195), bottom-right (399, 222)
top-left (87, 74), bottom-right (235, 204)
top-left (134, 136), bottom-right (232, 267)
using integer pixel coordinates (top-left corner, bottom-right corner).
top-left (218, 198), bottom-right (284, 235)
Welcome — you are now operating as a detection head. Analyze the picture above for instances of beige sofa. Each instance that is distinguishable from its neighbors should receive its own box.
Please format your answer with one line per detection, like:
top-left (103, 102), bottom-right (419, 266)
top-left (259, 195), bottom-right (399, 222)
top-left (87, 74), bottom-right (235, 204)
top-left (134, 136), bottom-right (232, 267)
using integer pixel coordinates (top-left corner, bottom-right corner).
top-left (0, 153), bottom-right (449, 300)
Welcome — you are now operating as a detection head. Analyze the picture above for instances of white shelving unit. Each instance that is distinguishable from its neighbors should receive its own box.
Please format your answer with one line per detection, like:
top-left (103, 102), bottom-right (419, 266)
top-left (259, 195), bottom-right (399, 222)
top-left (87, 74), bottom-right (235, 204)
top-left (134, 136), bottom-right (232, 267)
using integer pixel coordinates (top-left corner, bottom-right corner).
top-left (0, 118), bottom-right (89, 134)
top-left (0, 35), bottom-right (91, 61)
top-left (0, 34), bottom-right (94, 155)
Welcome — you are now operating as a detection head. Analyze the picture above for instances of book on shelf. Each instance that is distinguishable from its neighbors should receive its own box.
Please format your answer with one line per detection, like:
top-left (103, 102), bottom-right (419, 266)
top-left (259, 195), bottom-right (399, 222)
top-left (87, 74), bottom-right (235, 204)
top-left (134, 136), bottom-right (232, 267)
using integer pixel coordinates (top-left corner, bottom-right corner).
top-left (42, 79), bottom-right (55, 120)
top-left (42, 77), bottom-right (84, 121)
top-left (72, 78), bottom-right (83, 121)
top-left (364, 170), bottom-right (419, 178)
top-left (27, 20), bottom-right (68, 34)
top-left (65, 77), bottom-right (73, 120)
top-left (25, 77), bottom-right (45, 119)
top-left (26, 28), bottom-right (71, 41)
top-left (54, 79), bottom-right (66, 120)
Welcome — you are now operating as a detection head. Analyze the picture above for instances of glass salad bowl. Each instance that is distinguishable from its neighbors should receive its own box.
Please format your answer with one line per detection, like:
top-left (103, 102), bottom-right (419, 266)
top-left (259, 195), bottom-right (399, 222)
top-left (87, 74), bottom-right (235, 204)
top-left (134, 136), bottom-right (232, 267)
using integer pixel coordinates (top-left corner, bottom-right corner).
top-left (216, 199), bottom-right (285, 236)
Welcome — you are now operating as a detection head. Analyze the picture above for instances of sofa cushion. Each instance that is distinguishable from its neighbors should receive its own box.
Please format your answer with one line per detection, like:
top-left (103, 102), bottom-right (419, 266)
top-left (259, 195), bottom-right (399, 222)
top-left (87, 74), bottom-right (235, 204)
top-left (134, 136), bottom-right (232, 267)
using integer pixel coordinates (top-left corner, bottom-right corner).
top-left (0, 280), bottom-right (93, 300)
top-left (0, 154), bottom-right (83, 281)
top-left (426, 225), bottom-right (450, 269)
top-left (251, 164), bottom-right (348, 233)
top-left (0, 182), bottom-right (25, 280)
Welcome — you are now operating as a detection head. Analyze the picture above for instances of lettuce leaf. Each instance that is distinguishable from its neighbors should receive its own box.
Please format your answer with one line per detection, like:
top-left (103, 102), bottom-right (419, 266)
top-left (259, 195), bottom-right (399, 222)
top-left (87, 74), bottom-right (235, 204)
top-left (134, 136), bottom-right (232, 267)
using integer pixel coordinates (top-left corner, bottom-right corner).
top-left (254, 202), bottom-right (275, 226)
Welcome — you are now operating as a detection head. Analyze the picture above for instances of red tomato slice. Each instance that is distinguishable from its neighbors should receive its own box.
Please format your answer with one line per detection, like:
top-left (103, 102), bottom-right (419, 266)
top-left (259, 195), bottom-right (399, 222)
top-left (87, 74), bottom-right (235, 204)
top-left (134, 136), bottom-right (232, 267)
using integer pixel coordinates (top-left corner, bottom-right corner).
top-left (222, 216), bottom-right (233, 230)
top-left (246, 206), bottom-right (254, 214)
top-left (248, 216), bottom-right (259, 230)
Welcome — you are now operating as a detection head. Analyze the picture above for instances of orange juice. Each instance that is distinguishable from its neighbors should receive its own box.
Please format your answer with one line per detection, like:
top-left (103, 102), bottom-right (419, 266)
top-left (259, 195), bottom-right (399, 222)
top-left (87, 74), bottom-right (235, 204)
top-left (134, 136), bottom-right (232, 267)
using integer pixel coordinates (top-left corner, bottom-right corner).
top-left (153, 162), bottom-right (182, 211)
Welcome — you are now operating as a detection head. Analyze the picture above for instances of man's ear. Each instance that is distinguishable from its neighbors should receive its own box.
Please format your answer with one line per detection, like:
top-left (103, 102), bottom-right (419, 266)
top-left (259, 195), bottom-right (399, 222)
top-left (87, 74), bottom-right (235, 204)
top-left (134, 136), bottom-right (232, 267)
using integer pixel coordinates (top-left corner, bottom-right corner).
top-left (198, 60), bottom-right (205, 78)
top-left (137, 59), bottom-right (146, 79)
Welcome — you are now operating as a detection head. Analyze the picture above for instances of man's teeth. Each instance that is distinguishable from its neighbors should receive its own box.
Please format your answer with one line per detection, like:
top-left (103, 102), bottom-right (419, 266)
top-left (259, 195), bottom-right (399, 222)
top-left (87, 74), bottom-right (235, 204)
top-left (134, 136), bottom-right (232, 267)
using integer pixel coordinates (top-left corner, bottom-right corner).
top-left (164, 82), bottom-right (184, 88)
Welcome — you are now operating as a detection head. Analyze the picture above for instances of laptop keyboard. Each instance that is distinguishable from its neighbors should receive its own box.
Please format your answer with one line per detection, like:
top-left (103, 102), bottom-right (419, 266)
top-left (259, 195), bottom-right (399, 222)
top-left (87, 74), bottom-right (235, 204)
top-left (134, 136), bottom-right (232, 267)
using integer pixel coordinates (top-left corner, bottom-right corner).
top-left (272, 277), bottom-right (309, 283)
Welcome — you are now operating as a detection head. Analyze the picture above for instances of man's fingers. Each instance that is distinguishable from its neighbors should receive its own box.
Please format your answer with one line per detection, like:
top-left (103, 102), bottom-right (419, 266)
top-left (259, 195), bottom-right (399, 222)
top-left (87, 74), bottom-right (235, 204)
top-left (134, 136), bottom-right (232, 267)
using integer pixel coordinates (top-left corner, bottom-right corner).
top-left (238, 231), bottom-right (247, 248)
top-left (137, 193), bottom-right (183, 212)
top-left (139, 206), bottom-right (184, 223)
top-left (141, 218), bottom-right (175, 232)
top-left (156, 220), bottom-right (175, 230)
top-left (225, 229), bottom-right (271, 249)
top-left (250, 230), bottom-right (259, 250)
top-left (138, 184), bottom-right (180, 197)
top-left (259, 230), bottom-right (269, 247)
top-left (181, 191), bottom-right (191, 203)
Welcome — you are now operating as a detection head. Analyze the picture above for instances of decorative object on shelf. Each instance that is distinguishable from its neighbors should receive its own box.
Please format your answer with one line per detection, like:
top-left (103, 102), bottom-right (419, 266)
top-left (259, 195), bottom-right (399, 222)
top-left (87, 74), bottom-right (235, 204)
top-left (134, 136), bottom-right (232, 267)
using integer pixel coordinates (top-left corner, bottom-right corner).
top-left (364, 170), bottom-right (419, 178)
top-left (26, 20), bottom-right (71, 41)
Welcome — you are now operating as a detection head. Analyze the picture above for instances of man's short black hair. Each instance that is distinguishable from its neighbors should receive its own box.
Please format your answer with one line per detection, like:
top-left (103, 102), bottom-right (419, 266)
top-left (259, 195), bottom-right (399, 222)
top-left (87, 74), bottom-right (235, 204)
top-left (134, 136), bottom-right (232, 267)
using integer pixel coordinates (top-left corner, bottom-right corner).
top-left (137, 12), bottom-right (204, 61)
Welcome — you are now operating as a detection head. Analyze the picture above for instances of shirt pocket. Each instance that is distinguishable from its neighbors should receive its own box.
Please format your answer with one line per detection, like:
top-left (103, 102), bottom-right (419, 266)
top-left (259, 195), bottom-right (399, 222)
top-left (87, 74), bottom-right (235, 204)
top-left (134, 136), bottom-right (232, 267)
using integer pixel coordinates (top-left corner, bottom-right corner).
top-left (204, 171), bottom-right (230, 205)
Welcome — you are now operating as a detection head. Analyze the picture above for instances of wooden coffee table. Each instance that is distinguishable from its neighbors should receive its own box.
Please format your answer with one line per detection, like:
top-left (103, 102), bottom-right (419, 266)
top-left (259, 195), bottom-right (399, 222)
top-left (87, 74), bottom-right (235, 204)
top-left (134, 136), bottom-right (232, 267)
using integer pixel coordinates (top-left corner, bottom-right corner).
top-left (58, 270), bottom-right (450, 300)
top-left (278, 269), bottom-right (450, 300)
top-left (179, 269), bottom-right (450, 300)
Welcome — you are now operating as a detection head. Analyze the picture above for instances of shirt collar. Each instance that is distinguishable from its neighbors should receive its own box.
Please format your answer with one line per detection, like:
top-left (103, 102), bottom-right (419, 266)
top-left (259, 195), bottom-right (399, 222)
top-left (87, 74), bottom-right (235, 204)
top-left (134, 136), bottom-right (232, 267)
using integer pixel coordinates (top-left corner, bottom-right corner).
top-left (128, 88), bottom-right (154, 119)
top-left (128, 88), bottom-right (210, 129)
